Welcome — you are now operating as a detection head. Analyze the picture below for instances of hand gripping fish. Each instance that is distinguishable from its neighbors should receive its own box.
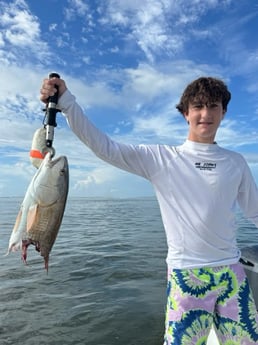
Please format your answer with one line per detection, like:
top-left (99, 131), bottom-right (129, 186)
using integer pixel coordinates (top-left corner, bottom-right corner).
top-left (7, 152), bottom-right (69, 271)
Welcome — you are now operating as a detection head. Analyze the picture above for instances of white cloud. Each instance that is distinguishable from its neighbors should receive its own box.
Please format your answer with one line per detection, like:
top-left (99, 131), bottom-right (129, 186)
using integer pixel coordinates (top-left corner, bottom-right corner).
top-left (49, 23), bottom-right (57, 32)
top-left (0, 32), bottom-right (4, 47)
top-left (64, 0), bottom-right (89, 20)
top-left (214, 116), bottom-right (258, 151)
top-left (0, 0), bottom-right (50, 63)
top-left (98, 0), bottom-right (232, 62)
top-left (4, 11), bottom-right (39, 46)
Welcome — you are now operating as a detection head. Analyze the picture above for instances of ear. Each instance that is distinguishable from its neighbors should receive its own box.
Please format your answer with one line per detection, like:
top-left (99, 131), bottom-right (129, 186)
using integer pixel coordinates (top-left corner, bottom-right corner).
top-left (222, 110), bottom-right (226, 120)
top-left (184, 112), bottom-right (190, 124)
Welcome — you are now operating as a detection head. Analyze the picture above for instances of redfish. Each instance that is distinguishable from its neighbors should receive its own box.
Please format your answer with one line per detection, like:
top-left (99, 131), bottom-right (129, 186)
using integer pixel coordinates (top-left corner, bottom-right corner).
top-left (7, 152), bottom-right (69, 271)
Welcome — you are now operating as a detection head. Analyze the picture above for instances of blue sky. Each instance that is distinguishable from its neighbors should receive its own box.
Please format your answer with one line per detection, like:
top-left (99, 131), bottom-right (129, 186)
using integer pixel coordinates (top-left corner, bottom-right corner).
top-left (0, 0), bottom-right (258, 197)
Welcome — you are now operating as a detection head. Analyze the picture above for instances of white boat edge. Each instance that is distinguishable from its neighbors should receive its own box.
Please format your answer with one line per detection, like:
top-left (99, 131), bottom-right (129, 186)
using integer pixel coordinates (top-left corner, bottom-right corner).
top-left (207, 326), bottom-right (219, 345)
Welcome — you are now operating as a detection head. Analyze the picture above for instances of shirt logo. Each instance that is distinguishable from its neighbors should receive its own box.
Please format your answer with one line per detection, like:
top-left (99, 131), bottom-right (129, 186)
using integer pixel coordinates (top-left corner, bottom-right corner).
top-left (195, 162), bottom-right (217, 171)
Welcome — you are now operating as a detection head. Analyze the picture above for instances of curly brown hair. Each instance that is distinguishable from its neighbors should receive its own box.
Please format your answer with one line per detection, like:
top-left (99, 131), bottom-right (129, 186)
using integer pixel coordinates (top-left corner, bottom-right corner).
top-left (176, 77), bottom-right (231, 115)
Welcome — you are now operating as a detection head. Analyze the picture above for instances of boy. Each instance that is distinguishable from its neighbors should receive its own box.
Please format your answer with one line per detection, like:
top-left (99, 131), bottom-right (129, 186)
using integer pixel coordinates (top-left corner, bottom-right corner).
top-left (40, 76), bottom-right (258, 344)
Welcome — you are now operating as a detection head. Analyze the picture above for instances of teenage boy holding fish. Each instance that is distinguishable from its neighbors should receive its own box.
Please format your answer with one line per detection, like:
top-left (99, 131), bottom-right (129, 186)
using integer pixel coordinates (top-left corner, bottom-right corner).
top-left (40, 76), bottom-right (258, 344)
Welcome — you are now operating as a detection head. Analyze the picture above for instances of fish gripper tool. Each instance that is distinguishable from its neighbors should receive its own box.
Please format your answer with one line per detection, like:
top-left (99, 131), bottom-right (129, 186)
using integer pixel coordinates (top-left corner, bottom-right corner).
top-left (44, 72), bottom-right (61, 157)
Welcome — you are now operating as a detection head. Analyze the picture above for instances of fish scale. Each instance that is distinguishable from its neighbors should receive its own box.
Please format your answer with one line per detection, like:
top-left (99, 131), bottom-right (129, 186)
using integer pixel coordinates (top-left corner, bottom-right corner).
top-left (27, 205), bottom-right (62, 259)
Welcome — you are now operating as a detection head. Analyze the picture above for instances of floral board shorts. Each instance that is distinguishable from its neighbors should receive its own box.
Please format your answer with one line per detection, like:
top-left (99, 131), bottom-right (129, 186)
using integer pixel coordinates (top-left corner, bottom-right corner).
top-left (163, 263), bottom-right (258, 345)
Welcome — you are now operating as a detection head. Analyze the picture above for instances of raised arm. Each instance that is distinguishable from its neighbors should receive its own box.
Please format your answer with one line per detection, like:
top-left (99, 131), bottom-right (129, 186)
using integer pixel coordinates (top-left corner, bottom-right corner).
top-left (39, 77), bottom-right (164, 180)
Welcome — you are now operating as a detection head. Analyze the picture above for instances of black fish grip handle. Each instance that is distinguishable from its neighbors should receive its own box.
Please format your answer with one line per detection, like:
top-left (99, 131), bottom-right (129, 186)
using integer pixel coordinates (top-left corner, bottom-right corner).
top-left (44, 72), bottom-right (60, 154)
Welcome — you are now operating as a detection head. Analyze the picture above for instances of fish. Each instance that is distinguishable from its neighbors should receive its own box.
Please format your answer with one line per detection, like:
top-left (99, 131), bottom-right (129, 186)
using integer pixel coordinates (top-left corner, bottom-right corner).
top-left (7, 152), bottom-right (69, 271)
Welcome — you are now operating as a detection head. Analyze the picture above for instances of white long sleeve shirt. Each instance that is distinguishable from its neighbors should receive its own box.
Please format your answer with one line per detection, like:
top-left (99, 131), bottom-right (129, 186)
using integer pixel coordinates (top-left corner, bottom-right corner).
top-left (59, 90), bottom-right (258, 269)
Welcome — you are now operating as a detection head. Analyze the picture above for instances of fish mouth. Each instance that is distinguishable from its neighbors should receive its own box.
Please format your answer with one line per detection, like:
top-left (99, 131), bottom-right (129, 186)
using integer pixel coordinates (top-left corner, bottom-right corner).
top-left (47, 155), bottom-right (68, 169)
top-left (53, 155), bottom-right (68, 164)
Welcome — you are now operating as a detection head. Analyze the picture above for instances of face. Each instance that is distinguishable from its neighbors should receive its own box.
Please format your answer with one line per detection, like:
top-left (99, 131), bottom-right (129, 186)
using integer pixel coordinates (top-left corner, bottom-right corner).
top-left (184, 101), bottom-right (225, 144)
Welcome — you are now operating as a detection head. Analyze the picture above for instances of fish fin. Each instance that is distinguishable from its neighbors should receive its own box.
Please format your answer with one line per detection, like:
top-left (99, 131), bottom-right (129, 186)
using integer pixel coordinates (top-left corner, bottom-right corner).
top-left (44, 256), bottom-right (49, 273)
top-left (26, 204), bottom-right (39, 232)
top-left (6, 210), bottom-right (23, 254)
top-left (21, 239), bottom-right (33, 265)
top-left (13, 210), bottom-right (22, 233)
top-left (5, 241), bottom-right (22, 256)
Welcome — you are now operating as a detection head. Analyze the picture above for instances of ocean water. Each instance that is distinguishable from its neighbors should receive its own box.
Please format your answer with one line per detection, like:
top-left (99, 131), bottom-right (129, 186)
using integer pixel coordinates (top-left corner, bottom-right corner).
top-left (0, 197), bottom-right (257, 345)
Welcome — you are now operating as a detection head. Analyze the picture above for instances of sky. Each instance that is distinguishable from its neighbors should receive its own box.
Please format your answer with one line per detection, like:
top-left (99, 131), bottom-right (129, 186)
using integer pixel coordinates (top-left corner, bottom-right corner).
top-left (0, 0), bottom-right (258, 198)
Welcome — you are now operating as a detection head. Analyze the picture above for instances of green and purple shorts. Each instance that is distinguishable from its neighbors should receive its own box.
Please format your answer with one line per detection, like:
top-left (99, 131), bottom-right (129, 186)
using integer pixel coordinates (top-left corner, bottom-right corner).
top-left (164, 263), bottom-right (258, 344)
